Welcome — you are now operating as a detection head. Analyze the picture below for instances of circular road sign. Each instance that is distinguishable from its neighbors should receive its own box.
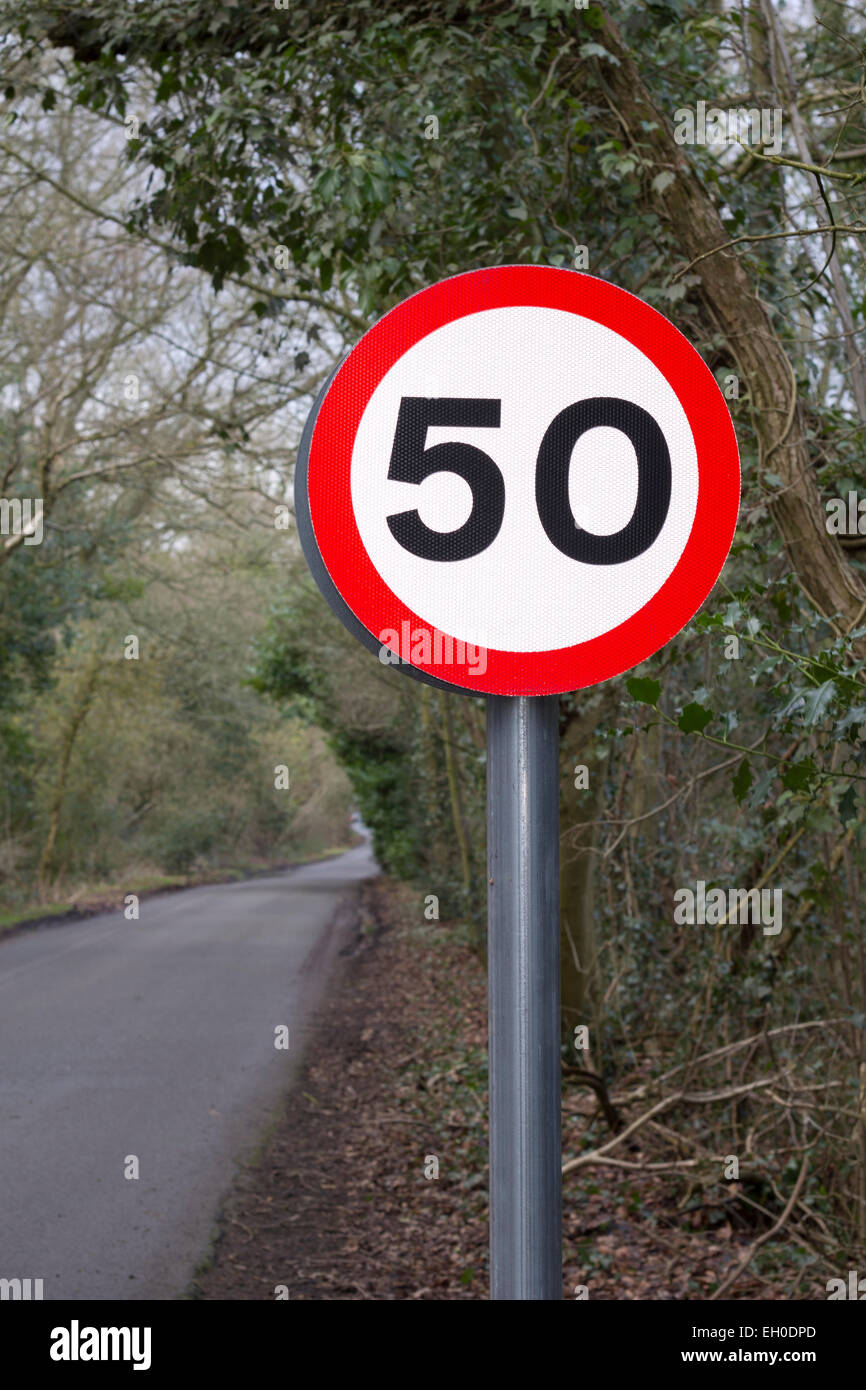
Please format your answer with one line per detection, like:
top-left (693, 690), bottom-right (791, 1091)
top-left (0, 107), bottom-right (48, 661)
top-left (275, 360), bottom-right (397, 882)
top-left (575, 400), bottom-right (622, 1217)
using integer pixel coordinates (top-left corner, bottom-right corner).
top-left (295, 266), bottom-right (740, 697)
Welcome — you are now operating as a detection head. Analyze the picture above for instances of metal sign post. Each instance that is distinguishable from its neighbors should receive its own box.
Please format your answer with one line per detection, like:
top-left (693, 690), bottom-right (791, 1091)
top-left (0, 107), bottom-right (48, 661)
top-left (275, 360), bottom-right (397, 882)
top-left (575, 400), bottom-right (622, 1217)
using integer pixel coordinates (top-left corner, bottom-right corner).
top-left (487, 694), bottom-right (561, 1299)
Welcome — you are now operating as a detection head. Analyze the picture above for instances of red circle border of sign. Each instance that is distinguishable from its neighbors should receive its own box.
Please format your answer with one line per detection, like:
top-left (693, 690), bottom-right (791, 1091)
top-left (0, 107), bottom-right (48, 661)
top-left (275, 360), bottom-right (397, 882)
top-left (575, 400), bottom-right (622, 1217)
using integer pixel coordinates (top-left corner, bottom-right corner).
top-left (306, 266), bottom-right (740, 697)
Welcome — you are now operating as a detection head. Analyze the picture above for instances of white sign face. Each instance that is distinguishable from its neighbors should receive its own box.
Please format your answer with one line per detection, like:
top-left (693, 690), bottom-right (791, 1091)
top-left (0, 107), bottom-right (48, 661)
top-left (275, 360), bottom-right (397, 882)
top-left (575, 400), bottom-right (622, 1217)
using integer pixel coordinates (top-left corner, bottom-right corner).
top-left (350, 305), bottom-right (699, 653)
top-left (298, 267), bottom-right (740, 696)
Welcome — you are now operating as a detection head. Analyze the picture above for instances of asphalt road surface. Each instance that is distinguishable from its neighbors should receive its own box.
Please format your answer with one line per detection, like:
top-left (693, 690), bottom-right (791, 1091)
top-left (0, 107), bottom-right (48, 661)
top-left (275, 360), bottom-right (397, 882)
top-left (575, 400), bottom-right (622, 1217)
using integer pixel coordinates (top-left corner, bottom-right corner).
top-left (0, 838), bottom-right (378, 1299)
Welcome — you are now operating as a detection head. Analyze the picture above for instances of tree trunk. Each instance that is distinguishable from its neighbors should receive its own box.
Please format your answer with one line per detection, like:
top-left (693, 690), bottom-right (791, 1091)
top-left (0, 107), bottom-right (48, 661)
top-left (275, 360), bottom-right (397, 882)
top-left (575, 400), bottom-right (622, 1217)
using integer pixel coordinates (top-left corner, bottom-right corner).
top-left (594, 8), bottom-right (866, 634)
top-left (39, 649), bottom-right (100, 887)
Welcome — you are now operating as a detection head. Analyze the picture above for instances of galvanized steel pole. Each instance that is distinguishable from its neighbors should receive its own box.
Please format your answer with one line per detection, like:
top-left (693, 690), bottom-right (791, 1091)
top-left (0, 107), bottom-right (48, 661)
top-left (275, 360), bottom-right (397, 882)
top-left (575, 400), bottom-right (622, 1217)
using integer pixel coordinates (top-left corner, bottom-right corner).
top-left (487, 694), bottom-right (561, 1300)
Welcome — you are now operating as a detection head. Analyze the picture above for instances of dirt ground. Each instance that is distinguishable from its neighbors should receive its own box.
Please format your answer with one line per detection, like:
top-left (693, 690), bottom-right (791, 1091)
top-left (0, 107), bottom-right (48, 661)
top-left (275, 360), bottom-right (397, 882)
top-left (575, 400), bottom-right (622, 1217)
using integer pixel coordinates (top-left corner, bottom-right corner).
top-left (192, 877), bottom-right (813, 1301)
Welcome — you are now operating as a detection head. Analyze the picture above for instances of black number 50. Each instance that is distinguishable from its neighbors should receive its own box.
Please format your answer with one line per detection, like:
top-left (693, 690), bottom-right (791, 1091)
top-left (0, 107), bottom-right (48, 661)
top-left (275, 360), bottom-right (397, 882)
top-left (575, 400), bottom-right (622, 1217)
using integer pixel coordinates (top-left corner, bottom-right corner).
top-left (386, 395), bottom-right (671, 564)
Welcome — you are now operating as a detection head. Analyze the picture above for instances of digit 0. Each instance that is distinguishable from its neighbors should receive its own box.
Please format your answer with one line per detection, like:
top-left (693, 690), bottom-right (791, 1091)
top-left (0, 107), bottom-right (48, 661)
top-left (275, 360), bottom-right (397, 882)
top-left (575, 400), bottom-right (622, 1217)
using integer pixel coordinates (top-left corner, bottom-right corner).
top-left (535, 397), bottom-right (672, 563)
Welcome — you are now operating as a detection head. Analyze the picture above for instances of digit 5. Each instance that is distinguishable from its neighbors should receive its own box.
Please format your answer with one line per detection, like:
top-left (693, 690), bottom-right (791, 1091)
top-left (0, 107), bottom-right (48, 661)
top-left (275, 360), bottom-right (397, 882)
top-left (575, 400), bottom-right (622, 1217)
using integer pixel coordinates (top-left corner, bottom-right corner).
top-left (386, 397), bottom-right (504, 561)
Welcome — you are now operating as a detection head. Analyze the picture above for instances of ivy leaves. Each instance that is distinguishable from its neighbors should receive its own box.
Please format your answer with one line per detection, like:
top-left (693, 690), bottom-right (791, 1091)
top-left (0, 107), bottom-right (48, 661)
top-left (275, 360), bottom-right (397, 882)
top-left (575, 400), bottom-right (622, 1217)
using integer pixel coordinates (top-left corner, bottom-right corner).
top-left (677, 701), bottom-right (714, 734)
top-left (732, 758), bottom-right (753, 804)
top-left (627, 652), bottom-right (856, 817)
top-left (625, 676), bottom-right (660, 707)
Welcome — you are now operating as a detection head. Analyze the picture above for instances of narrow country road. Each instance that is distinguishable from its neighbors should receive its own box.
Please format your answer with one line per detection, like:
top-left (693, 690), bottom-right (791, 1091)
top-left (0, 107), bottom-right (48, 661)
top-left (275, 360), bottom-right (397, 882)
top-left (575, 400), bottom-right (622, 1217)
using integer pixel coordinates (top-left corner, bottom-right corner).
top-left (0, 838), bottom-right (378, 1300)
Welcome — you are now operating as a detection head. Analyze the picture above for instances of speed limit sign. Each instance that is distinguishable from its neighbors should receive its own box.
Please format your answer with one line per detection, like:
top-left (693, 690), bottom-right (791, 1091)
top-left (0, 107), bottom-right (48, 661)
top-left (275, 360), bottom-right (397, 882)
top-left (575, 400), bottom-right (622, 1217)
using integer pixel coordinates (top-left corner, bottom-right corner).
top-left (296, 265), bottom-right (739, 697)
top-left (295, 264), bottom-right (740, 1302)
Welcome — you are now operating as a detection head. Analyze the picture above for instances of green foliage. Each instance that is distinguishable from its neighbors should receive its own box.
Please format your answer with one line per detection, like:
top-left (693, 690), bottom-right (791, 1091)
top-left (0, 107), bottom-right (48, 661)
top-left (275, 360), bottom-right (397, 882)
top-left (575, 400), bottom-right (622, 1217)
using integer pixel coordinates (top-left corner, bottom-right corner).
top-left (149, 811), bottom-right (223, 876)
top-left (627, 677), bottom-right (661, 707)
top-left (0, 486), bottom-right (118, 845)
top-left (251, 573), bottom-right (485, 913)
top-left (329, 727), bottom-right (417, 879)
top-left (251, 583), bottom-right (427, 880)
top-left (732, 758), bottom-right (752, 805)
top-left (0, 540), bottom-right (354, 905)
top-left (677, 701), bottom-right (713, 734)
top-left (2, 1), bottom-right (726, 318)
